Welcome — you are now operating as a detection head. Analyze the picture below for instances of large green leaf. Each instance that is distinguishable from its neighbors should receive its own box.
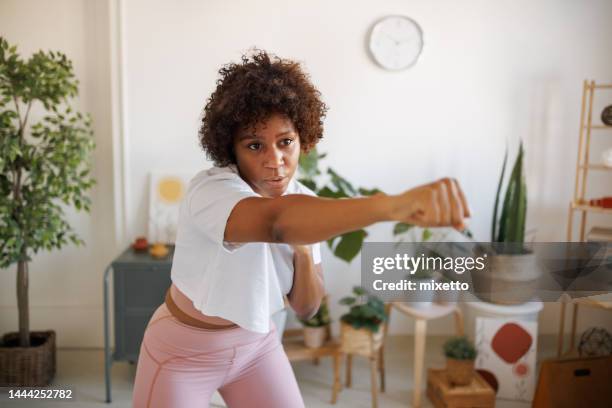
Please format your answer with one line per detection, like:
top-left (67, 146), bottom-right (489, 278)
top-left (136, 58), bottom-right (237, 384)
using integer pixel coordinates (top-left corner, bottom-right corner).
top-left (393, 222), bottom-right (414, 236)
top-left (492, 148), bottom-right (508, 241)
top-left (497, 143), bottom-right (526, 245)
top-left (298, 147), bottom-right (325, 180)
top-left (508, 143), bottom-right (526, 243)
top-left (318, 185), bottom-right (349, 199)
top-left (297, 177), bottom-right (317, 191)
top-left (327, 168), bottom-right (357, 196)
top-left (358, 187), bottom-right (383, 196)
top-left (331, 229), bottom-right (367, 263)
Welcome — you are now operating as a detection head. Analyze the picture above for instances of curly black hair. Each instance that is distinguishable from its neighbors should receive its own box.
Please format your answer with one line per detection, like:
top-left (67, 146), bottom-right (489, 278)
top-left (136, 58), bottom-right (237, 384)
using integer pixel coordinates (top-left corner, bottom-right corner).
top-left (199, 50), bottom-right (328, 167)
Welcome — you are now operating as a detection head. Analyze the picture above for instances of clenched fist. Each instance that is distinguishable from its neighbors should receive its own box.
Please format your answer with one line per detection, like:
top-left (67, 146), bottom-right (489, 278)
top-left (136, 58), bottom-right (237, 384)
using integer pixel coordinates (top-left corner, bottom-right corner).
top-left (388, 178), bottom-right (471, 230)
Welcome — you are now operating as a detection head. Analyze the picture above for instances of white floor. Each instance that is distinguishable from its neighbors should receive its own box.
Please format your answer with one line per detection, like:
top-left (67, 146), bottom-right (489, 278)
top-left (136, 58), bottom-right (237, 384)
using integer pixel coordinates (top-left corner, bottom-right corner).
top-left (0, 335), bottom-right (559, 407)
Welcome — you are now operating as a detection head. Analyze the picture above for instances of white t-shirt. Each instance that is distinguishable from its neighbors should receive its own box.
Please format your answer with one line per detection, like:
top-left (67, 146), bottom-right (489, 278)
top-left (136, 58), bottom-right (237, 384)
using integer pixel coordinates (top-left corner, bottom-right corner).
top-left (170, 164), bottom-right (322, 333)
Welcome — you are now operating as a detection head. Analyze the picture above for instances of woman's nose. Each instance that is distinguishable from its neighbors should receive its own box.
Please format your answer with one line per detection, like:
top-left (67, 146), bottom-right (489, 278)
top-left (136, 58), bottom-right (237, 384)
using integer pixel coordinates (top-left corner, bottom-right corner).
top-left (264, 146), bottom-right (284, 168)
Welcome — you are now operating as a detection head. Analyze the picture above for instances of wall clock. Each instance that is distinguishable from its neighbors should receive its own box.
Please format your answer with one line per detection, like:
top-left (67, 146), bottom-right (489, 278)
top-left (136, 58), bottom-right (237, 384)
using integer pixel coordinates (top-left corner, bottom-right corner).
top-left (368, 15), bottom-right (424, 71)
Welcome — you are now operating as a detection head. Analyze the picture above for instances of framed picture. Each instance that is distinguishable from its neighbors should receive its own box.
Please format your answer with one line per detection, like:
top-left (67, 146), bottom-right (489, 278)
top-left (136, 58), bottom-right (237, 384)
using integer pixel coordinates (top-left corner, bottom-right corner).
top-left (148, 172), bottom-right (193, 244)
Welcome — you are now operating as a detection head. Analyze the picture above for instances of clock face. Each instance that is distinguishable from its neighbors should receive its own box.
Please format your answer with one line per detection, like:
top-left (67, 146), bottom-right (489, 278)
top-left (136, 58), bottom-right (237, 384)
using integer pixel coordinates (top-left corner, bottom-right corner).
top-left (368, 15), bottom-right (423, 71)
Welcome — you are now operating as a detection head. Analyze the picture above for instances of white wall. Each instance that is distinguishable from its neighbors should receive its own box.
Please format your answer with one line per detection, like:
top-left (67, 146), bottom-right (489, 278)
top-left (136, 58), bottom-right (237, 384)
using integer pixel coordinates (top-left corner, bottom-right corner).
top-left (1, 0), bottom-right (611, 347)
top-left (0, 0), bottom-right (116, 347)
top-left (121, 0), bottom-right (612, 336)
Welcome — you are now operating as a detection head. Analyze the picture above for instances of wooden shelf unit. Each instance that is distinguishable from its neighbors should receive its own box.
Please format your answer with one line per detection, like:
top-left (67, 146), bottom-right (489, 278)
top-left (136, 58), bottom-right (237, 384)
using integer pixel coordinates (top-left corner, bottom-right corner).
top-left (567, 80), bottom-right (612, 242)
top-left (560, 79), bottom-right (612, 357)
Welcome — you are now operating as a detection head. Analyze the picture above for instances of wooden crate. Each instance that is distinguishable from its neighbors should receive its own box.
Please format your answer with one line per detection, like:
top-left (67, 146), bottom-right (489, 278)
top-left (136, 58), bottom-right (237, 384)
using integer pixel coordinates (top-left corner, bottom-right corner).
top-left (426, 368), bottom-right (495, 408)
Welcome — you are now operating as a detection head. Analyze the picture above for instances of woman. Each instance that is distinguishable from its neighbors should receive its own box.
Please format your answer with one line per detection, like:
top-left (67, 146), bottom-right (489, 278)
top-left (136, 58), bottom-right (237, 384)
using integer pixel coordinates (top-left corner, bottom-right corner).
top-left (133, 50), bottom-right (470, 408)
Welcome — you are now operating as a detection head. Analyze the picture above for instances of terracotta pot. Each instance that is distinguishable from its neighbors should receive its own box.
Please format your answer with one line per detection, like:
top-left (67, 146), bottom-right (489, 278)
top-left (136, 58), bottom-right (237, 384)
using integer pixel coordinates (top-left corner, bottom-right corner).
top-left (446, 357), bottom-right (475, 386)
top-left (0, 330), bottom-right (56, 387)
top-left (303, 326), bottom-right (327, 349)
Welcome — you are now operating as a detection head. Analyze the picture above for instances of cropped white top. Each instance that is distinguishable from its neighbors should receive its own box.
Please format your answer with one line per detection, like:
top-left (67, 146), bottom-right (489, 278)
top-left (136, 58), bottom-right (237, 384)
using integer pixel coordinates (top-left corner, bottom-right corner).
top-left (170, 164), bottom-right (321, 333)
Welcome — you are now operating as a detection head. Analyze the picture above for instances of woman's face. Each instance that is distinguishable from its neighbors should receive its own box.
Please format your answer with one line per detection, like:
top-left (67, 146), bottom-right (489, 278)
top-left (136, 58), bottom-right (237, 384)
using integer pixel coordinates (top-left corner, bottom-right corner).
top-left (233, 113), bottom-right (301, 198)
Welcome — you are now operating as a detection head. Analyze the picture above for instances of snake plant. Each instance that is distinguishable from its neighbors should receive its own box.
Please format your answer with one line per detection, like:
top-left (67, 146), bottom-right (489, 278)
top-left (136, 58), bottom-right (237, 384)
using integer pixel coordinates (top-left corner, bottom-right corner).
top-left (491, 143), bottom-right (527, 250)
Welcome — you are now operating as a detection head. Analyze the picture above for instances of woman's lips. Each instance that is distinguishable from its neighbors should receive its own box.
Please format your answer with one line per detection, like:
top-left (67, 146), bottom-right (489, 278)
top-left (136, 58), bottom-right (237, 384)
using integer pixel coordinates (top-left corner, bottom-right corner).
top-left (264, 176), bottom-right (286, 188)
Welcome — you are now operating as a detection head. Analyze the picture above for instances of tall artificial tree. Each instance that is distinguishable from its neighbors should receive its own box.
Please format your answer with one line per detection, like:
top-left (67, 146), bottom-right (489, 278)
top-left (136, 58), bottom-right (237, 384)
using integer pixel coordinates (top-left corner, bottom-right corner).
top-left (0, 37), bottom-right (95, 347)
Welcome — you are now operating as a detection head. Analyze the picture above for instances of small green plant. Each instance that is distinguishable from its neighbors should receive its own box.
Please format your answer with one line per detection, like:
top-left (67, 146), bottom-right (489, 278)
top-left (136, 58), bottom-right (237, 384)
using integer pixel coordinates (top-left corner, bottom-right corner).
top-left (339, 286), bottom-right (387, 333)
top-left (443, 336), bottom-right (477, 360)
top-left (299, 301), bottom-right (331, 328)
top-left (491, 143), bottom-right (527, 252)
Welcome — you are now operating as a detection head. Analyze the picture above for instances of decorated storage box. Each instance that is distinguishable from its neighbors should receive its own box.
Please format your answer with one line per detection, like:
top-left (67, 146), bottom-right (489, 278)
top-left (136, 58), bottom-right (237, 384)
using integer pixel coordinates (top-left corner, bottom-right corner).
top-left (475, 317), bottom-right (538, 402)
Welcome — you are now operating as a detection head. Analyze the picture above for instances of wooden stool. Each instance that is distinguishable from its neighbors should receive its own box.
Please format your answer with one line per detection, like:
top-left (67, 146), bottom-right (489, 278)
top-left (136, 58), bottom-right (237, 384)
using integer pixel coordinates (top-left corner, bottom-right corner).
top-left (340, 303), bottom-right (391, 408)
top-left (283, 326), bottom-right (343, 403)
top-left (389, 302), bottom-right (464, 407)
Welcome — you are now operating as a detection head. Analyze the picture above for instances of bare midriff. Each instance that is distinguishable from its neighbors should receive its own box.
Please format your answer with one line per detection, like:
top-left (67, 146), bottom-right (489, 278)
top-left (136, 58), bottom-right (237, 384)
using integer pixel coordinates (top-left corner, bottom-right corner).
top-left (169, 283), bottom-right (237, 328)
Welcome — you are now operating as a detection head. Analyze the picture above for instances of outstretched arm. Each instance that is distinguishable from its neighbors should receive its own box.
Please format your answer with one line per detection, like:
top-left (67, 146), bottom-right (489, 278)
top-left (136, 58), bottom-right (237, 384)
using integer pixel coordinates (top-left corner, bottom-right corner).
top-left (224, 177), bottom-right (471, 245)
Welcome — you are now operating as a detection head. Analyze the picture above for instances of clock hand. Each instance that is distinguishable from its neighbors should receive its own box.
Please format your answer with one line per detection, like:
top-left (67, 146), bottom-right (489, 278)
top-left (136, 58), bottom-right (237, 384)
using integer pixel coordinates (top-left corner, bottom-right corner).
top-left (383, 33), bottom-right (400, 46)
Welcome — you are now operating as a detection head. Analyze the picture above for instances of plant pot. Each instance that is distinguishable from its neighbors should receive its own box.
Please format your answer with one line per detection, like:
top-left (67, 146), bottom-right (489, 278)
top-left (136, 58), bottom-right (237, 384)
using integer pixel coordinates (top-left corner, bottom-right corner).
top-left (435, 282), bottom-right (461, 305)
top-left (0, 330), bottom-right (56, 386)
top-left (303, 326), bottom-right (328, 349)
top-left (472, 251), bottom-right (542, 305)
top-left (340, 322), bottom-right (383, 356)
top-left (446, 357), bottom-right (475, 386)
top-left (407, 275), bottom-right (439, 309)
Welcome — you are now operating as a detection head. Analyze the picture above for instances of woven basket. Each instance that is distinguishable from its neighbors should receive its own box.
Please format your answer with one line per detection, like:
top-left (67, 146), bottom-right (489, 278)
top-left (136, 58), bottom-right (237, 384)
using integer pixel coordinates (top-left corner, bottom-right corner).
top-left (340, 322), bottom-right (383, 357)
top-left (446, 357), bottom-right (475, 386)
top-left (472, 252), bottom-right (542, 304)
top-left (0, 330), bottom-right (56, 386)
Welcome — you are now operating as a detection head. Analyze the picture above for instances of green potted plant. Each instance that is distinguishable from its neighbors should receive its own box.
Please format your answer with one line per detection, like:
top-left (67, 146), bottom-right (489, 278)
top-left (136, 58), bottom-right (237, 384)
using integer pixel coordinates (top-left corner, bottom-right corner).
top-left (0, 37), bottom-right (95, 386)
top-left (443, 336), bottom-right (477, 386)
top-left (339, 286), bottom-right (388, 355)
top-left (473, 143), bottom-right (542, 304)
top-left (299, 300), bottom-right (331, 348)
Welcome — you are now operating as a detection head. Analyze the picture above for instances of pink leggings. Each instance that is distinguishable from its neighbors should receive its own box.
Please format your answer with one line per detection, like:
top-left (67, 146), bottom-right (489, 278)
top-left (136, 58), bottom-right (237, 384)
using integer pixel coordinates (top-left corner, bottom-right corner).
top-left (132, 304), bottom-right (304, 408)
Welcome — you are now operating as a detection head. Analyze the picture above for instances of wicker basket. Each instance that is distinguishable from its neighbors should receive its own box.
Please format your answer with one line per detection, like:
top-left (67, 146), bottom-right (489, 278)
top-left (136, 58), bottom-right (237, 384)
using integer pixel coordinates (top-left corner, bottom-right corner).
top-left (446, 357), bottom-right (475, 386)
top-left (471, 252), bottom-right (542, 305)
top-left (0, 330), bottom-right (56, 386)
top-left (340, 322), bottom-right (383, 357)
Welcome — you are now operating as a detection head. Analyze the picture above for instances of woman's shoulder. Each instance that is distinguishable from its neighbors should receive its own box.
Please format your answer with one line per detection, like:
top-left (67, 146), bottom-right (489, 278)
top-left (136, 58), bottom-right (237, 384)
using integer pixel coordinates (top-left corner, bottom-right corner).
top-left (186, 165), bottom-right (256, 206)
top-left (189, 164), bottom-right (246, 189)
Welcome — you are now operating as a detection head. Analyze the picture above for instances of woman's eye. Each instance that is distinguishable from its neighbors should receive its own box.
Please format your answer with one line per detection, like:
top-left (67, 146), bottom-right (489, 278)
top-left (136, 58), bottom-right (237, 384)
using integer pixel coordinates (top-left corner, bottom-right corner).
top-left (247, 143), bottom-right (261, 151)
top-left (281, 138), bottom-right (294, 146)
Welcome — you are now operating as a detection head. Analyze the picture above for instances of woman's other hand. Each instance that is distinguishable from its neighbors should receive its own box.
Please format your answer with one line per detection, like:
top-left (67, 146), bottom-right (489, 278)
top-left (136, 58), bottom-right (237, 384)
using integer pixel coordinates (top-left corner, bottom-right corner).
top-left (288, 244), bottom-right (324, 320)
top-left (390, 178), bottom-right (471, 230)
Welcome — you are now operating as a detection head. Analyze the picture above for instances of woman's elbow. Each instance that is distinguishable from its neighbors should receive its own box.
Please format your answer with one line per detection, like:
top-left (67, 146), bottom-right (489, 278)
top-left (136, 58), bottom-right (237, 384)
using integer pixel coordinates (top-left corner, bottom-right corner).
top-left (292, 293), bottom-right (323, 320)
top-left (294, 301), bottom-right (321, 321)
